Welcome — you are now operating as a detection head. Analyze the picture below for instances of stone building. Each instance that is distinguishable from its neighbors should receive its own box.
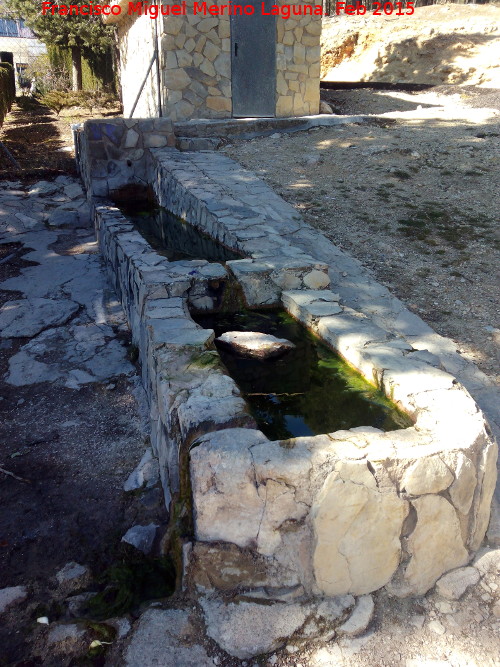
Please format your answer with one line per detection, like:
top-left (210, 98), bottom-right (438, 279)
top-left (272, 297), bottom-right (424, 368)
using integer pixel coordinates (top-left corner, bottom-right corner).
top-left (104, 0), bottom-right (321, 120)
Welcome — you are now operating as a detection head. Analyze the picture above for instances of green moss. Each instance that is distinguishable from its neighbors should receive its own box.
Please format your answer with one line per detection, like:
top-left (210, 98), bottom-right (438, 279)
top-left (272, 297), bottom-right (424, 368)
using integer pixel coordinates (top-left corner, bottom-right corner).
top-left (86, 552), bottom-right (175, 620)
top-left (189, 350), bottom-right (220, 369)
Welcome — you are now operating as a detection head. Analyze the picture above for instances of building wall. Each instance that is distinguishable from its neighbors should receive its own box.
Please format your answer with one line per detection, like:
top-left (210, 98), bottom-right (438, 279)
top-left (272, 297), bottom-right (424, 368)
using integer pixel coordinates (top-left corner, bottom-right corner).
top-left (117, 13), bottom-right (160, 117)
top-left (159, 6), bottom-right (232, 121)
top-left (275, 2), bottom-right (322, 117)
top-left (113, 1), bottom-right (321, 120)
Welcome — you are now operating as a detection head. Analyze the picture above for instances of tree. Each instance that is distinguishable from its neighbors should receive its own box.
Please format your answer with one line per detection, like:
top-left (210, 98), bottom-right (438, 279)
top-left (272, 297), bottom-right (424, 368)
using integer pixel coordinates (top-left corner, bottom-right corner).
top-left (4, 1), bottom-right (114, 90)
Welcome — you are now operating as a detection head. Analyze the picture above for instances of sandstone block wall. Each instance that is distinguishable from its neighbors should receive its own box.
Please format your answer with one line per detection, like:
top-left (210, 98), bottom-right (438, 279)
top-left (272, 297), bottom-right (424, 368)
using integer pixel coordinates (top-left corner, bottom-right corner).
top-left (107, 0), bottom-right (321, 119)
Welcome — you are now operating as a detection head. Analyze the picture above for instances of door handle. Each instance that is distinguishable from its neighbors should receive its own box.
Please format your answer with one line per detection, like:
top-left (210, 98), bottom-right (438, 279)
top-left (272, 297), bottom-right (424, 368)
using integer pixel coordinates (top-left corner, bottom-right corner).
top-left (234, 42), bottom-right (238, 57)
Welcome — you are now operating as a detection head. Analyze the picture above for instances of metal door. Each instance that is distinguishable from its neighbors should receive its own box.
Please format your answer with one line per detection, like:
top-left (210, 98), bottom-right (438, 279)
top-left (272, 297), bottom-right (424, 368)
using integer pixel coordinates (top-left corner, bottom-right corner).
top-left (230, 0), bottom-right (276, 118)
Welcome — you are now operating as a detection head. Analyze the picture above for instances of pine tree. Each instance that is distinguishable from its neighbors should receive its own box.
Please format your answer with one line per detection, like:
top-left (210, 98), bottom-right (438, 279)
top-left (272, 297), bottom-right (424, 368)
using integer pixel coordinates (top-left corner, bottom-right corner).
top-left (4, 0), bottom-right (114, 90)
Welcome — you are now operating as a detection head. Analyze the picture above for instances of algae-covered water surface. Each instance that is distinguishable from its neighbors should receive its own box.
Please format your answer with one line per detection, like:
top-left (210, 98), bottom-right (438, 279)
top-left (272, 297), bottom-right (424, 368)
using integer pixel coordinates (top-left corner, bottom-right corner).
top-left (195, 310), bottom-right (411, 440)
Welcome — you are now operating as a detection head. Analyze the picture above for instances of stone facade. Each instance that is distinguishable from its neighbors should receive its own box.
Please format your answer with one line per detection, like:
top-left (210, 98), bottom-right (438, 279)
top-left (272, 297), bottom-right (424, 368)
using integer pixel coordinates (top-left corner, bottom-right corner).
top-left (84, 145), bottom-right (497, 602)
top-left (104, 0), bottom-right (321, 119)
top-left (75, 117), bottom-right (175, 198)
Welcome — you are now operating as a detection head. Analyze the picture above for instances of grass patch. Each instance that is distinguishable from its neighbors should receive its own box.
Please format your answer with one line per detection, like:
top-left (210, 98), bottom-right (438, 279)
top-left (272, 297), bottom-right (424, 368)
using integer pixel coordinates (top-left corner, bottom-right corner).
top-left (398, 202), bottom-right (492, 250)
top-left (391, 169), bottom-right (412, 180)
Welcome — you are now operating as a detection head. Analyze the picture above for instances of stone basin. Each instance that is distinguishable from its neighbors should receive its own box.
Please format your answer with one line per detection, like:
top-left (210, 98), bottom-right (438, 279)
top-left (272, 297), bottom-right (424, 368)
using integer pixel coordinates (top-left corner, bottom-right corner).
top-left (88, 146), bottom-right (497, 605)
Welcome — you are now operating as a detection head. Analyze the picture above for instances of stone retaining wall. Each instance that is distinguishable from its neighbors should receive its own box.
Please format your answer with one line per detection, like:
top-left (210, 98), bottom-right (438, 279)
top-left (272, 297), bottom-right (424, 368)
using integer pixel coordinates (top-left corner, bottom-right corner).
top-left (76, 118), bottom-right (176, 199)
top-left (88, 148), bottom-right (497, 602)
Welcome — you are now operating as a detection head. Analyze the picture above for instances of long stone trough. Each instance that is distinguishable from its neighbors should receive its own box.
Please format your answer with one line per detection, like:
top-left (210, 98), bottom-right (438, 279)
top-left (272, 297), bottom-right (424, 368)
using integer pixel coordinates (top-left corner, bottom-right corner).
top-left (79, 119), bottom-right (497, 604)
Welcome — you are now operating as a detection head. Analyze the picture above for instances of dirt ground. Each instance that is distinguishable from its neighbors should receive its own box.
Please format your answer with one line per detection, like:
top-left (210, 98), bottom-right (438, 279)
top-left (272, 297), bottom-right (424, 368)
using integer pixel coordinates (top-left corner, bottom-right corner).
top-left (321, 4), bottom-right (500, 87)
top-left (0, 97), bottom-right (119, 180)
top-left (223, 85), bottom-right (500, 386)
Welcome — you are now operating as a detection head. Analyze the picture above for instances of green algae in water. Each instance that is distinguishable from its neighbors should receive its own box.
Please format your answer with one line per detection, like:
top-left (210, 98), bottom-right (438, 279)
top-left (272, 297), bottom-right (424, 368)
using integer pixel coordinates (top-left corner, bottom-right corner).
top-left (195, 310), bottom-right (412, 441)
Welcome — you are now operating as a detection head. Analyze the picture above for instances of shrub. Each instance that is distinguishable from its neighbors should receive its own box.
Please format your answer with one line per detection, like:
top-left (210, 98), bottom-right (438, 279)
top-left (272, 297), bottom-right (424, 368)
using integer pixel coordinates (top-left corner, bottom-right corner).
top-left (25, 54), bottom-right (70, 95)
top-left (40, 90), bottom-right (80, 115)
top-left (0, 63), bottom-right (15, 127)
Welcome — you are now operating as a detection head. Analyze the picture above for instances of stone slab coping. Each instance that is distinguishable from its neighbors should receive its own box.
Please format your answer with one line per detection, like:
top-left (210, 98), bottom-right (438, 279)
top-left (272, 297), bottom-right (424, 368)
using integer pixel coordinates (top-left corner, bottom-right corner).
top-left (174, 114), bottom-right (371, 139)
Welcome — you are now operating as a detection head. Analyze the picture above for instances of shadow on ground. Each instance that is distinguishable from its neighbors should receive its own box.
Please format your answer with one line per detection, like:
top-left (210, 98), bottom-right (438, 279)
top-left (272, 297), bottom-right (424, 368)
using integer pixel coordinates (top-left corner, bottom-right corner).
top-left (0, 97), bottom-right (76, 179)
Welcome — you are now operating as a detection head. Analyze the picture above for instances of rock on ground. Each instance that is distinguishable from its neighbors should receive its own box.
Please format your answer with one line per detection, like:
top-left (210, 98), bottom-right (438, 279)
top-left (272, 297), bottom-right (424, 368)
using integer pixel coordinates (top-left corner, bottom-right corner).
top-left (124, 608), bottom-right (214, 666)
top-left (123, 448), bottom-right (159, 492)
top-left (55, 562), bottom-right (91, 595)
top-left (46, 623), bottom-right (88, 658)
top-left (215, 331), bottom-right (295, 359)
top-left (200, 596), bottom-right (310, 659)
top-left (121, 524), bottom-right (158, 554)
top-left (338, 595), bottom-right (375, 637)
top-left (435, 566), bottom-right (480, 600)
top-left (0, 586), bottom-right (28, 614)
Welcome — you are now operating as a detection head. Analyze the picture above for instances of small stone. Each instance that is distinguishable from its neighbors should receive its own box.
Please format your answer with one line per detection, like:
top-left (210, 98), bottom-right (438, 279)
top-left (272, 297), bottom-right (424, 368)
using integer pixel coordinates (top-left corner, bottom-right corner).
top-left (436, 566), bottom-right (480, 600)
top-left (427, 619), bottom-right (446, 635)
top-left (304, 153), bottom-right (322, 166)
top-left (492, 603), bottom-right (500, 619)
top-left (56, 563), bottom-right (91, 595)
top-left (37, 616), bottom-right (49, 624)
top-left (270, 133), bottom-right (281, 139)
top-left (319, 100), bottom-right (334, 115)
top-left (121, 524), bottom-right (158, 554)
top-left (303, 269), bottom-right (330, 290)
top-left (337, 595), bottom-right (375, 636)
top-left (105, 383), bottom-right (116, 390)
top-left (0, 585), bottom-right (28, 613)
top-left (123, 449), bottom-right (159, 492)
top-left (473, 548), bottom-right (500, 577)
top-left (216, 331), bottom-right (295, 360)
top-left (435, 600), bottom-right (454, 614)
top-left (408, 614), bottom-right (425, 629)
top-left (65, 592), bottom-right (94, 618)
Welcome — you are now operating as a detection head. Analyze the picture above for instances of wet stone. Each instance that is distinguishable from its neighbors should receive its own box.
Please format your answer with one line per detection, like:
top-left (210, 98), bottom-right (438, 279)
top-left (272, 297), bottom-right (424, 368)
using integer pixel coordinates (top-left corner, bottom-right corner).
top-left (215, 331), bottom-right (296, 360)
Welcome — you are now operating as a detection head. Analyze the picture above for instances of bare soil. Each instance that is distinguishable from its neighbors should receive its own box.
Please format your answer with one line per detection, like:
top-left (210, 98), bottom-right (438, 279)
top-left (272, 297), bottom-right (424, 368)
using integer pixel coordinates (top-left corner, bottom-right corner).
top-left (322, 4), bottom-right (500, 88)
top-left (0, 96), bottom-right (120, 181)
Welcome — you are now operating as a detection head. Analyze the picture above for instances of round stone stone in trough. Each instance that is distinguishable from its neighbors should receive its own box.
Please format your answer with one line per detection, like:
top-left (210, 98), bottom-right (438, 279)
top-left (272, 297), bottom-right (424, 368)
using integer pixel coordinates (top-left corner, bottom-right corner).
top-left (215, 331), bottom-right (295, 360)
